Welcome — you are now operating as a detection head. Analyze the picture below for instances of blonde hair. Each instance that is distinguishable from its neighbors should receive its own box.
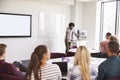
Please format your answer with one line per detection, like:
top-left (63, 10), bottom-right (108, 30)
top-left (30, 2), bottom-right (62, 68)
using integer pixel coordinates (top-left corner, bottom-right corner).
top-left (110, 35), bottom-right (119, 43)
top-left (74, 46), bottom-right (91, 80)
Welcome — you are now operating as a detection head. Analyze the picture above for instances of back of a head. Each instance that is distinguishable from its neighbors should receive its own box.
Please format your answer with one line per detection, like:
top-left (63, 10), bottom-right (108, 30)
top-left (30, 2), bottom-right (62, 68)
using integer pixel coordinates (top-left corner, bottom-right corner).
top-left (30, 45), bottom-right (48, 66)
top-left (108, 41), bottom-right (119, 54)
top-left (110, 35), bottom-right (119, 43)
top-left (26, 45), bottom-right (48, 80)
top-left (74, 46), bottom-right (91, 80)
top-left (106, 32), bottom-right (112, 40)
top-left (0, 44), bottom-right (7, 57)
top-left (74, 46), bottom-right (91, 65)
top-left (106, 32), bottom-right (112, 37)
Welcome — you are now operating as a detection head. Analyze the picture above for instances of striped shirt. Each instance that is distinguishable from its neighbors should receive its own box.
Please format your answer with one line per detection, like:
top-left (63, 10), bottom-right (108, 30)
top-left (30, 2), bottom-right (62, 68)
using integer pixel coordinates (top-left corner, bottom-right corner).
top-left (31, 64), bottom-right (62, 80)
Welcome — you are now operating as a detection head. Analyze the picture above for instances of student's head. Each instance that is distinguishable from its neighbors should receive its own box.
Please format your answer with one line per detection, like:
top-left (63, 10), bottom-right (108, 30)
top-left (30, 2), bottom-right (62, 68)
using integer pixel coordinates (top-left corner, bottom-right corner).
top-left (74, 46), bottom-right (91, 80)
top-left (69, 22), bottom-right (75, 30)
top-left (107, 41), bottom-right (119, 56)
top-left (110, 35), bottom-right (119, 43)
top-left (26, 45), bottom-right (50, 80)
top-left (105, 32), bottom-right (112, 40)
top-left (0, 44), bottom-right (7, 59)
top-left (31, 45), bottom-right (50, 63)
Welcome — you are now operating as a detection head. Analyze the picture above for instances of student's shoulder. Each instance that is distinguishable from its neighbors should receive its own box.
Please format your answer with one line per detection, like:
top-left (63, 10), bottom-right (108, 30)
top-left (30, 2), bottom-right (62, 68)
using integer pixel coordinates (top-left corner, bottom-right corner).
top-left (69, 65), bottom-right (79, 72)
top-left (2, 61), bottom-right (15, 69)
top-left (46, 64), bottom-right (59, 68)
top-left (99, 59), bottom-right (108, 68)
top-left (3, 61), bottom-right (12, 66)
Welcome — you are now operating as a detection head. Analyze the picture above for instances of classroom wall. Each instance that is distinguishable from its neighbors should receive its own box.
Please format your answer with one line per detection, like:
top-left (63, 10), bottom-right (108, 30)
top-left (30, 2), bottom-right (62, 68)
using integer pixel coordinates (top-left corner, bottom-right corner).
top-left (82, 1), bottom-right (97, 49)
top-left (0, 0), bottom-right (72, 62)
top-left (0, 0), bottom-right (97, 62)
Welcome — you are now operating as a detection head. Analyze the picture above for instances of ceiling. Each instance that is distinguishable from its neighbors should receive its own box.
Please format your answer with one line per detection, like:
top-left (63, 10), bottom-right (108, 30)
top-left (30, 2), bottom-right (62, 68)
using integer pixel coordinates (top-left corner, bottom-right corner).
top-left (77, 0), bottom-right (97, 2)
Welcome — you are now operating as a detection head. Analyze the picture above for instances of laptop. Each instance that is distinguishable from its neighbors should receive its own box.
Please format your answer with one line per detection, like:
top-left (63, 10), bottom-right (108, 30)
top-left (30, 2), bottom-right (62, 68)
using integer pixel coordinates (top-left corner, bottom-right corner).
top-left (52, 62), bottom-right (68, 77)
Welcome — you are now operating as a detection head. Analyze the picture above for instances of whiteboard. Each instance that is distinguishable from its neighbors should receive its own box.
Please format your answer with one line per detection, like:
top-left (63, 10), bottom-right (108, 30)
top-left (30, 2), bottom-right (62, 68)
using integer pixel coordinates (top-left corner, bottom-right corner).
top-left (38, 13), bottom-right (65, 39)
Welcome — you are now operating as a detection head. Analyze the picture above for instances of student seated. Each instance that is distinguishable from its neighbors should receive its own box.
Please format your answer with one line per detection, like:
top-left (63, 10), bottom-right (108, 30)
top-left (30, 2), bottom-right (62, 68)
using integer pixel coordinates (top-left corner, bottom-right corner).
top-left (97, 41), bottom-right (120, 80)
top-left (109, 35), bottom-right (120, 57)
top-left (25, 45), bottom-right (62, 80)
top-left (99, 32), bottom-right (112, 58)
top-left (0, 43), bottom-right (24, 79)
top-left (67, 46), bottom-right (97, 80)
top-left (109, 35), bottom-right (119, 43)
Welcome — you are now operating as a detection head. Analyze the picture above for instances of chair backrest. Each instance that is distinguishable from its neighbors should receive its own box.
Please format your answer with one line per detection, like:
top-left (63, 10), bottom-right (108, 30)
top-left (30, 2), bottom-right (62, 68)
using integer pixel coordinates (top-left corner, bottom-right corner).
top-left (0, 74), bottom-right (23, 80)
top-left (66, 52), bottom-right (75, 57)
top-left (50, 53), bottom-right (66, 59)
top-left (106, 76), bottom-right (120, 80)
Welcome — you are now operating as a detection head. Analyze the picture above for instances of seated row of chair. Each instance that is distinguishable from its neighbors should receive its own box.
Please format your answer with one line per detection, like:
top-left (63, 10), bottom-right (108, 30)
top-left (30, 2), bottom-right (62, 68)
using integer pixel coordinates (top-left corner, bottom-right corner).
top-left (50, 52), bottom-right (75, 59)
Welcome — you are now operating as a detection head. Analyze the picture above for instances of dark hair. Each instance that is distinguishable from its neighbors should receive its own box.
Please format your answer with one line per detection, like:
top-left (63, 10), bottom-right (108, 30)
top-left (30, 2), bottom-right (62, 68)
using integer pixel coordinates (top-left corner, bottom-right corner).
top-left (25, 45), bottom-right (48, 80)
top-left (0, 44), bottom-right (7, 57)
top-left (106, 32), bottom-right (112, 36)
top-left (108, 41), bottom-right (119, 53)
top-left (69, 22), bottom-right (75, 27)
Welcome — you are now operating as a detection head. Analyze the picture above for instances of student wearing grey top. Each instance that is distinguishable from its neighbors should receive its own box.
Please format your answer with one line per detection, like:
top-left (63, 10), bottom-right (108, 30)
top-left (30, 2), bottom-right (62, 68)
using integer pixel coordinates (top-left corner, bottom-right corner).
top-left (67, 46), bottom-right (97, 80)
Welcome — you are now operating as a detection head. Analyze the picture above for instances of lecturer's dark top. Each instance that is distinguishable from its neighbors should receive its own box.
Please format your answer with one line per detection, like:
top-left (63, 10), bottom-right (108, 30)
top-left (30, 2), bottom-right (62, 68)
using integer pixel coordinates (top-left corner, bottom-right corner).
top-left (97, 55), bottom-right (120, 80)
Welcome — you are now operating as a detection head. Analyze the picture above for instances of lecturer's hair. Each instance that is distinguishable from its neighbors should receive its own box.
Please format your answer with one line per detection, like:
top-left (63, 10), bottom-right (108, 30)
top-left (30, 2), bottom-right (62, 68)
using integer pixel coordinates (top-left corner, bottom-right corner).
top-left (74, 46), bottom-right (91, 80)
top-left (69, 22), bottom-right (75, 27)
top-left (25, 45), bottom-right (48, 80)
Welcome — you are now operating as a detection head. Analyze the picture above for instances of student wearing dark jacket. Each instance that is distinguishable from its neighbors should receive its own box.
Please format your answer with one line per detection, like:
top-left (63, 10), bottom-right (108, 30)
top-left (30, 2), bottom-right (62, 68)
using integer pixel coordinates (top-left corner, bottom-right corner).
top-left (97, 41), bottom-right (120, 80)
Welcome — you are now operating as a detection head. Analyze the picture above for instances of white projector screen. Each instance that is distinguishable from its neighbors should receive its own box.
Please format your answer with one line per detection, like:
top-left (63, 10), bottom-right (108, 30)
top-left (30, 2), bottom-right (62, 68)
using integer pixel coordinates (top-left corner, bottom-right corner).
top-left (0, 13), bottom-right (32, 37)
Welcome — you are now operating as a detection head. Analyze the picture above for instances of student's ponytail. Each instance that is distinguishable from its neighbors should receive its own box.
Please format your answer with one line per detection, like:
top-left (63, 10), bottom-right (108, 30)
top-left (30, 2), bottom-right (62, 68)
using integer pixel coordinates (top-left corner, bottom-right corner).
top-left (25, 45), bottom-right (48, 80)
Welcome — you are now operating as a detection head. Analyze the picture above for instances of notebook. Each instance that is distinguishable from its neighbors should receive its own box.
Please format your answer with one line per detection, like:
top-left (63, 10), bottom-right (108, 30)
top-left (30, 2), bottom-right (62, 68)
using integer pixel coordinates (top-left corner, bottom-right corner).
top-left (52, 62), bottom-right (68, 77)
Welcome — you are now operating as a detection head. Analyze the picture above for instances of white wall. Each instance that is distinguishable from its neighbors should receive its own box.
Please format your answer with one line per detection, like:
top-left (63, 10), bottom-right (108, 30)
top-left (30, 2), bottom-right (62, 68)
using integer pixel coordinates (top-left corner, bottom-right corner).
top-left (0, 0), bottom-right (98, 62)
top-left (0, 0), bottom-right (72, 62)
top-left (37, 0), bottom-right (74, 5)
top-left (82, 1), bottom-right (97, 49)
top-left (71, 1), bottom-right (83, 29)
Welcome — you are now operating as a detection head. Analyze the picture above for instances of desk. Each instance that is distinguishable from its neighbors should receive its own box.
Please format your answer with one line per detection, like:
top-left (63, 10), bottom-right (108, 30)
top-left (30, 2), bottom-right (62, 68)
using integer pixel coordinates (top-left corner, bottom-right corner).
top-left (69, 48), bottom-right (100, 53)
top-left (48, 57), bottom-right (106, 80)
top-left (48, 57), bottom-right (106, 70)
top-left (69, 48), bottom-right (101, 58)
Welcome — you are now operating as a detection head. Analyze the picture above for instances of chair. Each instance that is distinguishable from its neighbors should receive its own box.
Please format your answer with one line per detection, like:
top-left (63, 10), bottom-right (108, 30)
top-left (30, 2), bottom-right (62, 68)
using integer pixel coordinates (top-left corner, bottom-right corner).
top-left (70, 45), bottom-right (77, 49)
top-left (50, 53), bottom-right (66, 59)
top-left (106, 76), bottom-right (120, 80)
top-left (0, 74), bottom-right (23, 80)
top-left (66, 52), bottom-right (75, 57)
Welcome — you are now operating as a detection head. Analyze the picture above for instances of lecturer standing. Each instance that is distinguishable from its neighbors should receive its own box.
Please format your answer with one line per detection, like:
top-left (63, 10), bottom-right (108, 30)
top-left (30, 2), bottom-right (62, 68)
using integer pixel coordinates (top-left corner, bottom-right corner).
top-left (65, 22), bottom-right (77, 53)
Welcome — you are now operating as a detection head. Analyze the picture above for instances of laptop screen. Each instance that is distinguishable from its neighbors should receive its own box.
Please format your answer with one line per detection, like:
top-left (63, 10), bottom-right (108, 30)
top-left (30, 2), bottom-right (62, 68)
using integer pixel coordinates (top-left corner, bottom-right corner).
top-left (52, 62), bottom-right (68, 76)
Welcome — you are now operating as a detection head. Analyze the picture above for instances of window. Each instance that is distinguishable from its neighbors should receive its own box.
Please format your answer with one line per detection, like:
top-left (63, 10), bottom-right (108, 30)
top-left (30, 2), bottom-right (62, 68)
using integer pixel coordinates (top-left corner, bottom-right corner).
top-left (102, 1), bottom-right (116, 40)
top-left (100, 1), bottom-right (117, 40)
top-left (95, 0), bottom-right (120, 49)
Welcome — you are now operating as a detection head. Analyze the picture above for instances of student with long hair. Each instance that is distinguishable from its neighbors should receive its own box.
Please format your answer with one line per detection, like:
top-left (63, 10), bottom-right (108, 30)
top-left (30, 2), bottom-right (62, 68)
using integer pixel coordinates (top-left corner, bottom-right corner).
top-left (110, 35), bottom-right (119, 43)
top-left (25, 45), bottom-right (61, 80)
top-left (67, 46), bottom-right (97, 80)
